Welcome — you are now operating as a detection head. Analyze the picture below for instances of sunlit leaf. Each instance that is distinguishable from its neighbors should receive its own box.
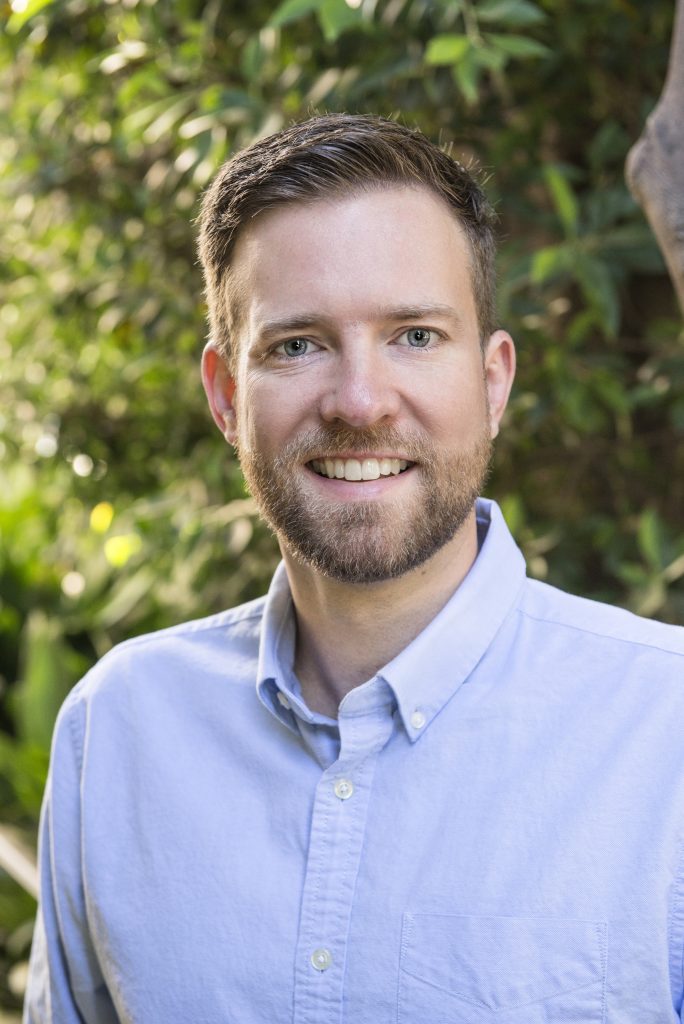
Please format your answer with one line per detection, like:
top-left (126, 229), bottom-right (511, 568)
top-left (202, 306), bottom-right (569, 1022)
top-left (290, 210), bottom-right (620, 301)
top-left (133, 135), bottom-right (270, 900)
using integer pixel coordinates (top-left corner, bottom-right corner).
top-left (269, 0), bottom-right (322, 28)
top-left (6, 0), bottom-right (55, 34)
top-left (316, 0), bottom-right (366, 43)
top-left (425, 34), bottom-right (470, 65)
top-left (530, 244), bottom-right (573, 284)
top-left (90, 502), bottom-right (114, 534)
top-left (543, 164), bottom-right (579, 237)
top-left (104, 534), bottom-right (143, 568)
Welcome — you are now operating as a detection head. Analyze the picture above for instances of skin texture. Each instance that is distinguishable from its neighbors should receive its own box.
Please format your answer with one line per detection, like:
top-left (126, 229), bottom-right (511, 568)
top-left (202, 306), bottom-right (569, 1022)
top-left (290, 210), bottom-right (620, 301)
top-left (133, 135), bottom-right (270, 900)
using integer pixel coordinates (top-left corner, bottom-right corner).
top-left (203, 186), bottom-right (516, 716)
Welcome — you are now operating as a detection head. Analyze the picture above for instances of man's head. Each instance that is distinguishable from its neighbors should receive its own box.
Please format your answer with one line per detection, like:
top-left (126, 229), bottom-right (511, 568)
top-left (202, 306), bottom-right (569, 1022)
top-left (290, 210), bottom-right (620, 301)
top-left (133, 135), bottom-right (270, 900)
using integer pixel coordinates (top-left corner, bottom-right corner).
top-left (199, 115), bottom-right (515, 585)
top-left (198, 113), bottom-right (498, 369)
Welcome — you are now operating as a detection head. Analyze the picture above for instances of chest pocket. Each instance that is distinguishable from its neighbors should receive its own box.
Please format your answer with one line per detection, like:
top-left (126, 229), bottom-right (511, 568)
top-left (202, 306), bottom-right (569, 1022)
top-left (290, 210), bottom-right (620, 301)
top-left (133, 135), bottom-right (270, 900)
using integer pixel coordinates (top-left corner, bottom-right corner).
top-left (398, 913), bottom-right (607, 1023)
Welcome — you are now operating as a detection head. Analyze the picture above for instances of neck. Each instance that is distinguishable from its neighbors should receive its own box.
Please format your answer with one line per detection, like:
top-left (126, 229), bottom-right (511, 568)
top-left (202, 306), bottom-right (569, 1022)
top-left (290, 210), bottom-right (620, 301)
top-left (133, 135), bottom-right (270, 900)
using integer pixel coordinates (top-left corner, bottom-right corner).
top-left (282, 511), bottom-right (479, 718)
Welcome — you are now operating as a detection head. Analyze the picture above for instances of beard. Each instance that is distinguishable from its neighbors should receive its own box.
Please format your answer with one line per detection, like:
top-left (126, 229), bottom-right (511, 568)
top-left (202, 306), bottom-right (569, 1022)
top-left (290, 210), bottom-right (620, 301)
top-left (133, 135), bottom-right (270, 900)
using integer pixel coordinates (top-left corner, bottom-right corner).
top-left (236, 422), bottom-right (492, 584)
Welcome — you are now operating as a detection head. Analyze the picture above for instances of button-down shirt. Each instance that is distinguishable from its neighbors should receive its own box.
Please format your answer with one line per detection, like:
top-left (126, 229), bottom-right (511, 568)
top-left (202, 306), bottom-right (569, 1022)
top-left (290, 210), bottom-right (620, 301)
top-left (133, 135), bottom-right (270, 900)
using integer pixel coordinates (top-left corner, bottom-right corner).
top-left (25, 499), bottom-right (684, 1023)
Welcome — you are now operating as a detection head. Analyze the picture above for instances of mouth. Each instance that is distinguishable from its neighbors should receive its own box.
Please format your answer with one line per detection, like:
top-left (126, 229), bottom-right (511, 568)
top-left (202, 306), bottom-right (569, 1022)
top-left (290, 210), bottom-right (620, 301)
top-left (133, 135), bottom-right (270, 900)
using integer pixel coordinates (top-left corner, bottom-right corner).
top-left (308, 457), bottom-right (414, 482)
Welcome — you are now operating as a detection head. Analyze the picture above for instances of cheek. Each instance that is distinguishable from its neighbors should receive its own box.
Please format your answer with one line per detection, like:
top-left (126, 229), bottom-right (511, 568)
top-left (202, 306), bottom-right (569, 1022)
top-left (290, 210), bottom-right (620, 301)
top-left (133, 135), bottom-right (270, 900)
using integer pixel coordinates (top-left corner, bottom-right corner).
top-left (239, 378), bottom-right (313, 451)
top-left (418, 372), bottom-right (488, 437)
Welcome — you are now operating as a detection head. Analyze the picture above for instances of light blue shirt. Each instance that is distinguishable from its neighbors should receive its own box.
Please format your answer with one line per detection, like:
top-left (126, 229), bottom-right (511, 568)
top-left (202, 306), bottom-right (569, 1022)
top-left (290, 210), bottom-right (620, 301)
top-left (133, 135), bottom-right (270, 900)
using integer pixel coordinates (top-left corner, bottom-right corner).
top-left (25, 499), bottom-right (684, 1023)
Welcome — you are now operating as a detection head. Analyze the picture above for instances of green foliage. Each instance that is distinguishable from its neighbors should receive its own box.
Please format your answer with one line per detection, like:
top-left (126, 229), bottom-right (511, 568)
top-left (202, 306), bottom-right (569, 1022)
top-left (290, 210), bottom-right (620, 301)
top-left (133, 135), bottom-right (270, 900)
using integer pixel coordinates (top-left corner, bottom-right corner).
top-left (0, 0), bottom-right (682, 1010)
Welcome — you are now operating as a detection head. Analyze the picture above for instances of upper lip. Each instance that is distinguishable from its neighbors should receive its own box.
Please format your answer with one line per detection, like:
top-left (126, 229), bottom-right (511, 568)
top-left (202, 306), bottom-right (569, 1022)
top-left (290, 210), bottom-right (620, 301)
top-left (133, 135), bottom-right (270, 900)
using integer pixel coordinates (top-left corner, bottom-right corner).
top-left (306, 453), bottom-right (415, 462)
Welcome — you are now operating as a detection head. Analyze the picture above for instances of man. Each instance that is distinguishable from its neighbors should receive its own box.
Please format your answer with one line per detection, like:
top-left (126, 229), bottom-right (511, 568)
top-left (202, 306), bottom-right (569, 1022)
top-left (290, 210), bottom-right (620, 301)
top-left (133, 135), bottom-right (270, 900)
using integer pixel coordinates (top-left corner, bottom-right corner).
top-left (25, 114), bottom-right (684, 1022)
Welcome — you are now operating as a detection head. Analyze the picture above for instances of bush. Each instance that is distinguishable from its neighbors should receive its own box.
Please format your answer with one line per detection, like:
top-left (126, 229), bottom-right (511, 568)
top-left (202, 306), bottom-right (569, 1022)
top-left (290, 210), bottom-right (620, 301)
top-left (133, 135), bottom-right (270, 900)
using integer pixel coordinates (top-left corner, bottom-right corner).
top-left (1, 0), bottom-right (681, 1011)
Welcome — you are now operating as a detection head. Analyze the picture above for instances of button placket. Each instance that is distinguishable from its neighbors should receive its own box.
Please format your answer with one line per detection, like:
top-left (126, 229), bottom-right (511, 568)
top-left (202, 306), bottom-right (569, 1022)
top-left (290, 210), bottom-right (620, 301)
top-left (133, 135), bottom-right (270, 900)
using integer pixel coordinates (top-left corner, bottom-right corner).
top-left (293, 695), bottom-right (396, 1023)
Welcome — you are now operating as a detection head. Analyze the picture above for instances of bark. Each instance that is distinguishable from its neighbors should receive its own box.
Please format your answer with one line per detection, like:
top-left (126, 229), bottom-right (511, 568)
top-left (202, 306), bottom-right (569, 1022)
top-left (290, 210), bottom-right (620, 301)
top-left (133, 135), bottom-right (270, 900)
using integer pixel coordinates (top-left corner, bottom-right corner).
top-left (626, 0), bottom-right (684, 316)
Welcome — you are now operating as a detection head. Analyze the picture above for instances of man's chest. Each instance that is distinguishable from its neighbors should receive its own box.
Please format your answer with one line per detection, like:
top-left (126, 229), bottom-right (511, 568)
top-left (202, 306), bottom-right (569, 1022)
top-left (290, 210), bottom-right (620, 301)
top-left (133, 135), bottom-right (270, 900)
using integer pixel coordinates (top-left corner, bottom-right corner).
top-left (81, 696), bottom-right (684, 1023)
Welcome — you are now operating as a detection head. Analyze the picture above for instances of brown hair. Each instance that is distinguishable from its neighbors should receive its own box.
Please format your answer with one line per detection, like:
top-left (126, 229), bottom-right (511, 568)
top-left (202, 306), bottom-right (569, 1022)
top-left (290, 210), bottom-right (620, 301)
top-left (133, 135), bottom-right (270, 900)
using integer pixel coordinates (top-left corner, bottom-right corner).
top-left (198, 113), bottom-right (498, 364)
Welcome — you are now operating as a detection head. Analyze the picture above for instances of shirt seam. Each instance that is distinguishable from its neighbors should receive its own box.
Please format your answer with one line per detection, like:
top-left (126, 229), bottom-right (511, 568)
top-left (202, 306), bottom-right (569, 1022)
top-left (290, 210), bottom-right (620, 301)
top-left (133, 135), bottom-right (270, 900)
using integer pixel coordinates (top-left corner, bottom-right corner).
top-left (668, 834), bottom-right (684, 1007)
top-left (66, 696), bottom-right (85, 775)
top-left (99, 605), bottom-right (265, 655)
top-left (517, 607), bottom-right (684, 659)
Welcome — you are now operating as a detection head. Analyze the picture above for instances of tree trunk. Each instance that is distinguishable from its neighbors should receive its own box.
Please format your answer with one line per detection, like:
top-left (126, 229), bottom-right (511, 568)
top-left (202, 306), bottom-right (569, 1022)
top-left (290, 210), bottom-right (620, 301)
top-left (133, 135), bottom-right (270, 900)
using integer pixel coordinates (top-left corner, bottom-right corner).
top-left (626, 0), bottom-right (684, 316)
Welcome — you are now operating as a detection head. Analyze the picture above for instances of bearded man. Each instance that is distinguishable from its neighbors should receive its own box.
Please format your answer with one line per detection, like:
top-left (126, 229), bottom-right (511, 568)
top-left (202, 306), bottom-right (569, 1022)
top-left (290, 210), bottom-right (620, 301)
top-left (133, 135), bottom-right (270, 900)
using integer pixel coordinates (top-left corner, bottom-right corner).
top-left (25, 115), bottom-right (684, 1023)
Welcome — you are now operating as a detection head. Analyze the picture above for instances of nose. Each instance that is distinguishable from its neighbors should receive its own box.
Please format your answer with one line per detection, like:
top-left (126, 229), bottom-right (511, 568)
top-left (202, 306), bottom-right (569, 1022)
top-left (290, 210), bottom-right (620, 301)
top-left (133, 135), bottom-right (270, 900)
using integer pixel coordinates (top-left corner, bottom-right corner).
top-left (319, 343), bottom-right (401, 428)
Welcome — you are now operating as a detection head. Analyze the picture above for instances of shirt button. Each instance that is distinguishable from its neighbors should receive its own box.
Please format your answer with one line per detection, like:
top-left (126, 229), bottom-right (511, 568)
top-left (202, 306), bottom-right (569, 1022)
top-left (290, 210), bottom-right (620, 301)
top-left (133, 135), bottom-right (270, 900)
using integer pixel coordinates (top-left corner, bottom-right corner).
top-left (276, 692), bottom-right (290, 710)
top-left (311, 948), bottom-right (333, 971)
top-left (410, 710), bottom-right (426, 730)
top-left (334, 778), bottom-right (354, 800)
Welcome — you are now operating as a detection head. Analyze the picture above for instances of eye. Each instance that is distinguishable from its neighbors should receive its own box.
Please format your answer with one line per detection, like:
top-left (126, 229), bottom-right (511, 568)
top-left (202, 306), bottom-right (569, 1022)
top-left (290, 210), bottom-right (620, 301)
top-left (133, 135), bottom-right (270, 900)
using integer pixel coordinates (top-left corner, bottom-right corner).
top-left (277, 337), bottom-right (315, 358)
top-left (401, 328), bottom-right (433, 349)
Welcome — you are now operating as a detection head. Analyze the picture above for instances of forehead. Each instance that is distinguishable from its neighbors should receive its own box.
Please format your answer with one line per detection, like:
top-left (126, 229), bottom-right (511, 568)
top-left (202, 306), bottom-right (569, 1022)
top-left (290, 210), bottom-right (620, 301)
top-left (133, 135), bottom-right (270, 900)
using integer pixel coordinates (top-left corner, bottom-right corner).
top-left (228, 186), bottom-right (478, 337)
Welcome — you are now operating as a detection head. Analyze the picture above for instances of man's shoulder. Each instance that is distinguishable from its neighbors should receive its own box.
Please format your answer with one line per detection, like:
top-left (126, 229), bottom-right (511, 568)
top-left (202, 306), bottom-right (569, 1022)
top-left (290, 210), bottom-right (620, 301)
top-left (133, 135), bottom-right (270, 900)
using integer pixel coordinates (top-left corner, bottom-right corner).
top-left (72, 594), bottom-right (268, 706)
top-left (520, 577), bottom-right (684, 660)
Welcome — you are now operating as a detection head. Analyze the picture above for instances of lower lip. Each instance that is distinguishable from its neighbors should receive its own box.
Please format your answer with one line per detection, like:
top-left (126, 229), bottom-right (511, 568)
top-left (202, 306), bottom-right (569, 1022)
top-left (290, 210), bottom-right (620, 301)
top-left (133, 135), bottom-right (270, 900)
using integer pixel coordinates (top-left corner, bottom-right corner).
top-left (305, 464), bottom-right (416, 499)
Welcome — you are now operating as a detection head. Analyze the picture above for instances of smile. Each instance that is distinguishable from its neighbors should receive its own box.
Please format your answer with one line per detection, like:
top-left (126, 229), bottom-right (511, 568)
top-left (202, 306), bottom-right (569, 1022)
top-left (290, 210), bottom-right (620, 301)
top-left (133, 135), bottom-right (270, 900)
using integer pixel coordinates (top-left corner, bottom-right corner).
top-left (309, 457), bottom-right (413, 481)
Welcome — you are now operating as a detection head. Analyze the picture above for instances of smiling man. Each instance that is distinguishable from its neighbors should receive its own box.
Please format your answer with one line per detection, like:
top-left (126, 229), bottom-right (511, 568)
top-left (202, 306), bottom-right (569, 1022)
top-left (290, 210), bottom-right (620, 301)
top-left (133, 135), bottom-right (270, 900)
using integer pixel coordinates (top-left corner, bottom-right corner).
top-left (25, 115), bottom-right (684, 1023)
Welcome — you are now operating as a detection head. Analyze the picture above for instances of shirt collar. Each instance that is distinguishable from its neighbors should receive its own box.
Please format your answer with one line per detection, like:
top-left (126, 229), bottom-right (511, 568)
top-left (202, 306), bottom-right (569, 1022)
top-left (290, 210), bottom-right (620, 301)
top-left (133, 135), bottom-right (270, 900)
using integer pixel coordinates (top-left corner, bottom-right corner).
top-left (380, 498), bottom-right (525, 740)
top-left (256, 498), bottom-right (526, 739)
top-left (256, 561), bottom-right (309, 733)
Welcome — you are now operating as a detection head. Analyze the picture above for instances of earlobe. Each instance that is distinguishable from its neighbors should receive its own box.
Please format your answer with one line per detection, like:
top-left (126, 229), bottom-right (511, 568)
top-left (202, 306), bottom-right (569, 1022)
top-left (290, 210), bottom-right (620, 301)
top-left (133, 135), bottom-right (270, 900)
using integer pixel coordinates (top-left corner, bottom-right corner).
top-left (201, 340), bottom-right (238, 444)
top-left (484, 330), bottom-right (516, 439)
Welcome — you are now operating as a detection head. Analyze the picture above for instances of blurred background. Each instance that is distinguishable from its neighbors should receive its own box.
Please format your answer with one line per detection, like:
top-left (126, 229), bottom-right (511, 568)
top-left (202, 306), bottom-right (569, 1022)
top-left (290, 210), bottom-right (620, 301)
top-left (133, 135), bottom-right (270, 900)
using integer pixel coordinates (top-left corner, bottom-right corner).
top-left (1, 0), bottom-right (683, 1015)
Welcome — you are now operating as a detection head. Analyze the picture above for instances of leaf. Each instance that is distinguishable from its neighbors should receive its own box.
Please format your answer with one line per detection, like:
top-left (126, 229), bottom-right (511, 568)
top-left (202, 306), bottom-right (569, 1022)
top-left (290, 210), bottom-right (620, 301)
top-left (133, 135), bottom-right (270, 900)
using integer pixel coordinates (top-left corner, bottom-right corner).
top-left (499, 493), bottom-right (525, 535)
top-left (543, 164), bottom-right (579, 237)
top-left (5, 0), bottom-right (55, 34)
top-left (573, 253), bottom-right (620, 337)
top-left (485, 33), bottom-right (551, 58)
top-left (475, 44), bottom-right (508, 72)
top-left (453, 49), bottom-right (482, 105)
top-left (477, 0), bottom-right (546, 26)
top-left (104, 533), bottom-right (143, 568)
top-left (12, 613), bottom-right (87, 751)
top-left (268, 0), bottom-right (323, 28)
top-left (316, 0), bottom-right (366, 43)
top-left (530, 244), bottom-right (573, 284)
top-left (90, 502), bottom-right (114, 534)
top-left (95, 568), bottom-right (157, 629)
top-left (425, 35), bottom-right (470, 66)
top-left (142, 96), bottom-right (196, 145)
top-left (637, 509), bottom-right (664, 570)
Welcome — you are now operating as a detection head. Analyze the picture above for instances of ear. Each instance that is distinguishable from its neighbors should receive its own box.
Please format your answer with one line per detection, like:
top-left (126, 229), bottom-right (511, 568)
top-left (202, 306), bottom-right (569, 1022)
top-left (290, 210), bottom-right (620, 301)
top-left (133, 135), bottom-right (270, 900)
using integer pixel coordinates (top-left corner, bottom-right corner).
top-left (483, 330), bottom-right (516, 439)
top-left (201, 340), bottom-right (238, 444)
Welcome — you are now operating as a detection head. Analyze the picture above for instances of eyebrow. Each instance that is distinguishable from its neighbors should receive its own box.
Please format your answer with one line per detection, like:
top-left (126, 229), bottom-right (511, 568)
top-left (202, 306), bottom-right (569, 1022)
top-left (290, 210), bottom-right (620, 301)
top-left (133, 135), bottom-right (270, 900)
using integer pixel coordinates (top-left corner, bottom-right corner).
top-left (257, 304), bottom-right (462, 340)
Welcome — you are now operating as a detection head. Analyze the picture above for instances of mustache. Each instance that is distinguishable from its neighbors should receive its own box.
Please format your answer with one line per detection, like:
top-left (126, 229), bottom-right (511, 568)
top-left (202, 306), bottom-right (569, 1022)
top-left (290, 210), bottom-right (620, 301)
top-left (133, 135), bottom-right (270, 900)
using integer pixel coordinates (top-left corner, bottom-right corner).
top-left (272, 426), bottom-right (435, 466)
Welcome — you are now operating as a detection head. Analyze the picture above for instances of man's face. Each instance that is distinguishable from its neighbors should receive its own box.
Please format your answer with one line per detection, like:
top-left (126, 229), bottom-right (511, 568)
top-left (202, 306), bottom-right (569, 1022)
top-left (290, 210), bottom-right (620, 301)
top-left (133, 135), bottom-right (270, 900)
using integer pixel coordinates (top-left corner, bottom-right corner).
top-left (203, 186), bottom-right (514, 584)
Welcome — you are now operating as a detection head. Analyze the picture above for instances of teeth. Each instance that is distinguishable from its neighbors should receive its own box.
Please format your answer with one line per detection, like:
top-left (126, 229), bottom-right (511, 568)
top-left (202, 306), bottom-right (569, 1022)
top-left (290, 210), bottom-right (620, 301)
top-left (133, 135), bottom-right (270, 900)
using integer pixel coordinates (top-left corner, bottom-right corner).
top-left (361, 459), bottom-right (380, 481)
top-left (311, 457), bottom-right (411, 481)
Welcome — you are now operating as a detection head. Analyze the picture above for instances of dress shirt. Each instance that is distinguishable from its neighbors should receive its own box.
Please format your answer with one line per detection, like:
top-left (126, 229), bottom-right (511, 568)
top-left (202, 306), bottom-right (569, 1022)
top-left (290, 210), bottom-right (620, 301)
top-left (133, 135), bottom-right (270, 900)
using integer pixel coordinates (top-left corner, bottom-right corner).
top-left (24, 499), bottom-right (684, 1023)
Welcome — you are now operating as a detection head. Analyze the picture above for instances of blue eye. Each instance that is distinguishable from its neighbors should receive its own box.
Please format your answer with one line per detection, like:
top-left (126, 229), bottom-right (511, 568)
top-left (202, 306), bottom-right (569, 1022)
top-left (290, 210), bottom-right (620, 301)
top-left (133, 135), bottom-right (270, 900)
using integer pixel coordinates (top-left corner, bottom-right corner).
top-left (281, 338), bottom-right (310, 357)
top-left (405, 328), bottom-right (432, 348)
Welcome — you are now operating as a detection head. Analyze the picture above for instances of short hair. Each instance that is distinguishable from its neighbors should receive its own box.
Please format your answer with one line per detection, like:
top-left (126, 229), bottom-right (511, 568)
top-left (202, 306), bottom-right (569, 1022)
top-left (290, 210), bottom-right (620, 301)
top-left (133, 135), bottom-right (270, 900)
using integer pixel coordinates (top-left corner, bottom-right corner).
top-left (198, 113), bottom-right (498, 364)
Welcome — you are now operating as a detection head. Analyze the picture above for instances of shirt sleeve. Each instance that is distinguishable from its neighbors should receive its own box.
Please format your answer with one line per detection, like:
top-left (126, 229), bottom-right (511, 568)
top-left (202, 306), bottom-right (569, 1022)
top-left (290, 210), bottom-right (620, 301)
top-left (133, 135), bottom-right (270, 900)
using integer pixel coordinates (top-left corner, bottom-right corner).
top-left (23, 691), bottom-right (119, 1024)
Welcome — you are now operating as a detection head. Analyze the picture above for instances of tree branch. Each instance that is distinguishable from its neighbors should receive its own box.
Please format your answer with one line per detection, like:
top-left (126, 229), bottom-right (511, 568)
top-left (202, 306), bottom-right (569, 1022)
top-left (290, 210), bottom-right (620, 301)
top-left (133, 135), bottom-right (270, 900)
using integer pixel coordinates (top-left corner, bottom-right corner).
top-left (626, 0), bottom-right (684, 316)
